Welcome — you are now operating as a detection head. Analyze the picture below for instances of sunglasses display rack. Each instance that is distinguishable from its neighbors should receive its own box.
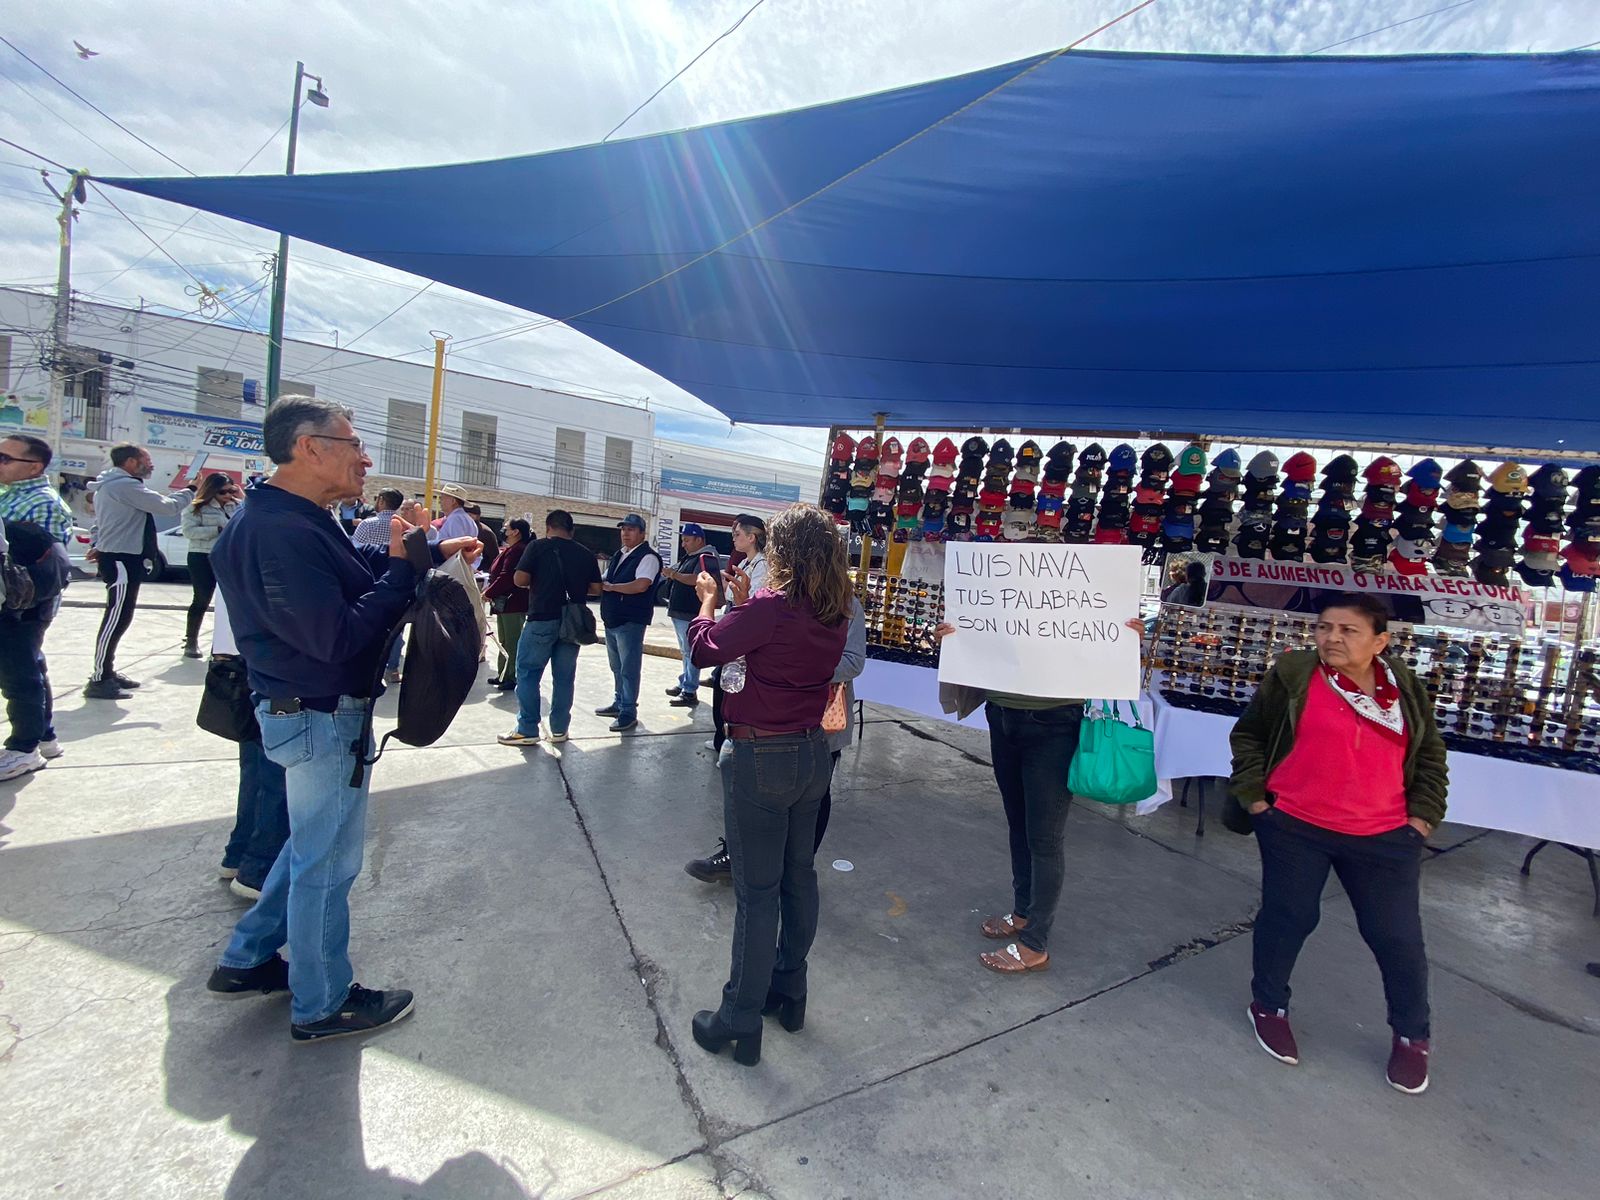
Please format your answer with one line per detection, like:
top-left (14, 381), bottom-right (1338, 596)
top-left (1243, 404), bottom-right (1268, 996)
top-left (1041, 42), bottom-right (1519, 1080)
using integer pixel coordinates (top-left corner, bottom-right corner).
top-left (862, 572), bottom-right (944, 663)
top-left (1152, 603), bottom-right (1600, 757)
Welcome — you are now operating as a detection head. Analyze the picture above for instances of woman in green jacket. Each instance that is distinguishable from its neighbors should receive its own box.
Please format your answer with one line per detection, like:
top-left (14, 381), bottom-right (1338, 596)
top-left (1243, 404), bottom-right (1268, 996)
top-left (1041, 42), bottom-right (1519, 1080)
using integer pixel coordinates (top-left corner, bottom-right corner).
top-left (1230, 592), bottom-right (1448, 1096)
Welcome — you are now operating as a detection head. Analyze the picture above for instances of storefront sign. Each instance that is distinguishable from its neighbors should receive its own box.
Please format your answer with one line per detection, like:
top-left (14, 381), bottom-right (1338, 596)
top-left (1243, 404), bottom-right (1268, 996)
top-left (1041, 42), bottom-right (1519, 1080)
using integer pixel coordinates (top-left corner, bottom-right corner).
top-left (659, 469), bottom-right (800, 505)
top-left (142, 407), bottom-right (265, 457)
top-left (0, 392), bottom-right (84, 438)
top-left (939, 543), bottom-right (1143, 700)
top-left (1206, 556), bottom-right (1527, 634)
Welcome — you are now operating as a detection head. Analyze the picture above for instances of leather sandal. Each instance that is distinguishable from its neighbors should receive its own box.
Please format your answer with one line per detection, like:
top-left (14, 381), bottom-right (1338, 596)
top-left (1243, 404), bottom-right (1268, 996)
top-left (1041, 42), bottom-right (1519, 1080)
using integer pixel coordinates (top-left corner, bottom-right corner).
top-left (979, 942), bottom-right (1049, 975)
top-left (980, 913), bottom-right (1029, 940)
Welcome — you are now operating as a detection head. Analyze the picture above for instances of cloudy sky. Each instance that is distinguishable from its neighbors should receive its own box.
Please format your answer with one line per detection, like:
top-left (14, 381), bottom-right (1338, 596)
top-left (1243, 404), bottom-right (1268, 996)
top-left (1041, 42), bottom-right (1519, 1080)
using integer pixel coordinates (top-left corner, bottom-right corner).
top-left (2, 1), bottom-right (1593, 464)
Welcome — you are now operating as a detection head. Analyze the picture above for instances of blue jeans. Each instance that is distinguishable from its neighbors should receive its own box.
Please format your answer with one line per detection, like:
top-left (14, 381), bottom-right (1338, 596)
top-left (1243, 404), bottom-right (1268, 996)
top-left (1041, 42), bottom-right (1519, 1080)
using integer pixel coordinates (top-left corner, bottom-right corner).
top-left (222, 737), bottom-right (290, 885)
top-left (986, 701), bottom-right (1083, 954)
top-left (671, 616), bottom-right (701, 696)
top-left (218, 697), bottom-right (374, 1026)
top-left (0, 598), bottom-right (57, 752)
top-left (717, 728), bottom-right (834, 1031)
top-left (604, 621), bottom-right (646, 721)
top-left (515, 619), bottom-right (578, 736)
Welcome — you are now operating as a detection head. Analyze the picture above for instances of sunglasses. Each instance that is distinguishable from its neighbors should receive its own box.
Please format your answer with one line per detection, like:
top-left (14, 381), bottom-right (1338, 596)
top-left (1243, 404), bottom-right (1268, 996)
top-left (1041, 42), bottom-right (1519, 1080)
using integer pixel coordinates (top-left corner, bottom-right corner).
top-left (0, 452), bottom-right (44, 465)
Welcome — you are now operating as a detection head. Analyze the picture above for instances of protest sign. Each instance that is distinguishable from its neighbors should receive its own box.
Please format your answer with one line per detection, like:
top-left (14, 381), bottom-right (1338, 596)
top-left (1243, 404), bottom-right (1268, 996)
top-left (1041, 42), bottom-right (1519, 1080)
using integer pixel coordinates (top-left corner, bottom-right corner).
top-left (938, 543), bottom-right (1143, 700)
top-left (1205, 555), bottom-right (1528, 634)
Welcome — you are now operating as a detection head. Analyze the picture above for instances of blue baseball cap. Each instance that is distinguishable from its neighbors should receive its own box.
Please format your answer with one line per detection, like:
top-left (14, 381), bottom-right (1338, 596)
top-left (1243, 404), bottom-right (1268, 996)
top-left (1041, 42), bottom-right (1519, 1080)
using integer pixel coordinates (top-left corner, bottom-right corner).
top-left (617, 513), bottom-right (647, 531)
top-left (679, 522), bottom-right (705, 538)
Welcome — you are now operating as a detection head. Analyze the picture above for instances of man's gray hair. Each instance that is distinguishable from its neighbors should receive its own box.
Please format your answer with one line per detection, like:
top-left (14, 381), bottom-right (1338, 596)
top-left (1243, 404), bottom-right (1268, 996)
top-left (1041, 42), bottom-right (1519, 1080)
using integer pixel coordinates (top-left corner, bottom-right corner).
top-left (263, 395), bottom-right (356, 465)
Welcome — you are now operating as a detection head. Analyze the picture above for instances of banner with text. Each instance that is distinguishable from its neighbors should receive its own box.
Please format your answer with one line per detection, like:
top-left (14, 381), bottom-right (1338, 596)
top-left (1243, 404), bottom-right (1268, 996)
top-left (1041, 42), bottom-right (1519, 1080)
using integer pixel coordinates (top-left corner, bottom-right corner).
top-left (939, 543), bottom-right (1143, 700)
top-left (1205, 556), bottom-right (1527, 634)
top-left (142, 407), bottom-right (266, 459)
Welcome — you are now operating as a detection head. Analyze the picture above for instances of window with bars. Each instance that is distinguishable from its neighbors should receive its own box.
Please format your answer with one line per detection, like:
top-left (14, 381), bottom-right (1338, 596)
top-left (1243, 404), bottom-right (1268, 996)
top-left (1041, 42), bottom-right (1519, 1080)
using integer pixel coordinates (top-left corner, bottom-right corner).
top-left (458, 411), bottom-right (499, 488)
top-left (383, 398), bottom-right (426, 479)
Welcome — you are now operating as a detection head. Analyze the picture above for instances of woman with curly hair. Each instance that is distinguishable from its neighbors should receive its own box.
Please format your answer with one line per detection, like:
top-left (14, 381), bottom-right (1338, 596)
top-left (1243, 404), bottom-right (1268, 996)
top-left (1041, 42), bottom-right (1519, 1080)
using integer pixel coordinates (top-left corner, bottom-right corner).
top-left (685, 503), bottom-right (853, 1066)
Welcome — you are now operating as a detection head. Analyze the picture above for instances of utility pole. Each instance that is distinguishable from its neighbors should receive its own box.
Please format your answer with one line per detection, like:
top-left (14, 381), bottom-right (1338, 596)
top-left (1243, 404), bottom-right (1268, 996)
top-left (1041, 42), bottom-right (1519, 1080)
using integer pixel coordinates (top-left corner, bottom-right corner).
top-left (422, 333), bottom-right (449, 512)
top-left (45, 170), bottom-right (86, 451)
top-left (264, 61), bottom-right (328, 407)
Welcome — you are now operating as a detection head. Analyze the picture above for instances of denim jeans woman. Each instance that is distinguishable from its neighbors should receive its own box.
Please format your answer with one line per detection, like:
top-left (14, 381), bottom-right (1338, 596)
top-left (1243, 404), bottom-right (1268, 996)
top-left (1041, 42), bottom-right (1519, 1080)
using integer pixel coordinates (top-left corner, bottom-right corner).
top-left (684, 504), bottom-right (850, 1067)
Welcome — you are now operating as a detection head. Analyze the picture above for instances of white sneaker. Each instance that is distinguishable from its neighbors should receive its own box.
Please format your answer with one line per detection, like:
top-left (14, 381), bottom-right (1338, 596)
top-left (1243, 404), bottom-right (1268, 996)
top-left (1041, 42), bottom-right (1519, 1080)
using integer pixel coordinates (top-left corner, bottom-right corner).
top-left (37, 739), bottom-right (63, 760)
top-left (0, 748), bottom-right (47, 781)
top-left (229, 878), bottom-right (262, 901)
top-left (545, 729), bottom-right (569, 744)
top-left (703, 740), bottom-right (718, 752)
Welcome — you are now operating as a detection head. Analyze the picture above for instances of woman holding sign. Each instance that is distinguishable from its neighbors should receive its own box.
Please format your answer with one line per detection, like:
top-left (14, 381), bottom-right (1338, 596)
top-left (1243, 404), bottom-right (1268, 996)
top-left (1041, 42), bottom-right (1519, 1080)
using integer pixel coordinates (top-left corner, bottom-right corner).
top-left (1230, 592), bottom-right (1447, 1095)
top-left (935, 615), bottom-right (1146, 976)
top-left (686, 504), bottom-right (851, 1067)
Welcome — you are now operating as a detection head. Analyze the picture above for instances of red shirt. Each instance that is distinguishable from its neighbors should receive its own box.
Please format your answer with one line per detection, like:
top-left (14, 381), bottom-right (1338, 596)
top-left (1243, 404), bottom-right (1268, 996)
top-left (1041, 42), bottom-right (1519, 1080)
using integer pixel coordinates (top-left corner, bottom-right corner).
top-left (1268, 669), bottom-right (1408, 836)
top-left (689, 590), bottom-right (847, 732)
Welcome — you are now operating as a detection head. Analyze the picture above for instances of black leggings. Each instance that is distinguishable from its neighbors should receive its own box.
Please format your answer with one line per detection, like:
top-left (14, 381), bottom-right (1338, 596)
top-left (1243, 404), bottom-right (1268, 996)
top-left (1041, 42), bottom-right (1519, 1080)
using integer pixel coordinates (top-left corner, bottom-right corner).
top-left (711, 671), bottom-right (727, 749)
top-left (186, 553), bottom-right (217, 645)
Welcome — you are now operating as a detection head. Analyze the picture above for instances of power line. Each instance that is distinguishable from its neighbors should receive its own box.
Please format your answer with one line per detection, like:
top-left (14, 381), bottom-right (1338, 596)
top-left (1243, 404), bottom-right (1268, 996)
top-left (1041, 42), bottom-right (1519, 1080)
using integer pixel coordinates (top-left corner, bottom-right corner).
top-left (603, 0), bottom-right (768, 141)
top-left (0, 135), bottom-right (70, 172)
top-left (0, 35), bottom-right (194, 174)
top-left (1306, 0), bottom-right (1477, 54)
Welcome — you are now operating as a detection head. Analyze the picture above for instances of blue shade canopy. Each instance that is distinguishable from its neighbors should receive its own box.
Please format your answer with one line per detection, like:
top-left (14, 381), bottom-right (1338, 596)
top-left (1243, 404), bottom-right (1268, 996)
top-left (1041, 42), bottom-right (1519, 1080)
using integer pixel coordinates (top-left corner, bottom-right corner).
top-left (101, 50), bottom-right (1600, 454)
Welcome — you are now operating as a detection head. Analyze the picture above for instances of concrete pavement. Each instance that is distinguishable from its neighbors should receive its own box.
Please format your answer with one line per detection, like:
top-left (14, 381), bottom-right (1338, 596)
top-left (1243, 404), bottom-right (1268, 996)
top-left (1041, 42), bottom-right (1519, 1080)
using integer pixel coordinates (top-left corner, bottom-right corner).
top-left (1, 601), bottom-right (1597, 1198)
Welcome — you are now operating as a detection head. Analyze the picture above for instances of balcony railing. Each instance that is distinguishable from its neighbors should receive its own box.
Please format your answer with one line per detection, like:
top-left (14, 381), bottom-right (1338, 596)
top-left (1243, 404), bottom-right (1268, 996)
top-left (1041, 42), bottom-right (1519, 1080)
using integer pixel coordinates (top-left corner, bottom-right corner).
top-left (454, 451), bottom-right (500, 489)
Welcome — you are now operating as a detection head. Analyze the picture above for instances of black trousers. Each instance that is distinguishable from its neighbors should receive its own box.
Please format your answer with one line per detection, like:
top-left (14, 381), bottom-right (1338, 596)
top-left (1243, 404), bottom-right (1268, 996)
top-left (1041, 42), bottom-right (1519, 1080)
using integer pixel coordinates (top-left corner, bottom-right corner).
top-left (812, 749), bottom-right (842, 852)
top-left (186, 553), bottom-right (217, 646)
top-left (1251, 807), bottom-right (1431, 1039)
top-left (986, 701), bottom-right (1083, 954)
top-left (710, 670), bottom-right (726, 750)
top-left (91, 553), bottom-right (144, 682)
top-left (0, 599), bottom-right (57, 752)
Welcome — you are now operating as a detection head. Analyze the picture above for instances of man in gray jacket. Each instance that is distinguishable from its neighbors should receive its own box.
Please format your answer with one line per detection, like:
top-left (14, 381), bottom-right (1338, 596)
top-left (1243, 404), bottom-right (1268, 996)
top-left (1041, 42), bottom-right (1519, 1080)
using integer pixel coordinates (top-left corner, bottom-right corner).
top-left (84, 444), bottom-right (189, 698)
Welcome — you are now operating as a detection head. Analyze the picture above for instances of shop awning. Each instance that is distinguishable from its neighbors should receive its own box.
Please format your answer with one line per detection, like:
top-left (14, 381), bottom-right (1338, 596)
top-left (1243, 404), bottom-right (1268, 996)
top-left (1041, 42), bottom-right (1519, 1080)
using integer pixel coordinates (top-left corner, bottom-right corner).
top-left (100, 50), bottom-right (1600, 454)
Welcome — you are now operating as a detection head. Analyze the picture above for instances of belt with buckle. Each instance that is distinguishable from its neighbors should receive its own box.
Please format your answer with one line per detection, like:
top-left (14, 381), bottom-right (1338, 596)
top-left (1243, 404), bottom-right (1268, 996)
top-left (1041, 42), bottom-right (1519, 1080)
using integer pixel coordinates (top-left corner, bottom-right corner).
top-left (727, 724), bottom-right (804, 740)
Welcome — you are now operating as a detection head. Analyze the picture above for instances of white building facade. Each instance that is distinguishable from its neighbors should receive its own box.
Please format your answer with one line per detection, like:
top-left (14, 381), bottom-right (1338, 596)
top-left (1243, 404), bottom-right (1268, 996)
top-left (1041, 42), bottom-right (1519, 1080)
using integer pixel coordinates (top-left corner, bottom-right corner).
top-left (0, 287), bottom-right (660, 547)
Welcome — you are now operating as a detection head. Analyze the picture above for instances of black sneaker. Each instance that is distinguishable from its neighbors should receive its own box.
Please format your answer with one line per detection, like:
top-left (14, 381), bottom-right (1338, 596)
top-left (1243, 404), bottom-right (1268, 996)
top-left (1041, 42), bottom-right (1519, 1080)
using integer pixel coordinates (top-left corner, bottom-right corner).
top-left (291, 984), bottom-right (415, 1043)
top-left (112, 673), bottom-right (142, 689)
top-left (665, 686), bottom-right (682, 697)
top-left (595, 705), bottom-right (620, 717)
top-left (207, 955), bottom-right (290, 999)
top-left (685, 838), bottom-right (733, 884)
top-left (609, 716), bottom-right (638, 732)
top-left (669, 694), bottom-right (700, 707)
top-left (83, 679), bottom-right (132, 700)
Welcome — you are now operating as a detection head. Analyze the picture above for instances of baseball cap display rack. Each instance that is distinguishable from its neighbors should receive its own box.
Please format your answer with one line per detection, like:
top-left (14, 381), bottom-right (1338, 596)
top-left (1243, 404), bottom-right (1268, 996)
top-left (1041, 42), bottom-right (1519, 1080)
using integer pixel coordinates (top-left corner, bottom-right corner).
top-left (817, 423), bottom-right (1600, 774)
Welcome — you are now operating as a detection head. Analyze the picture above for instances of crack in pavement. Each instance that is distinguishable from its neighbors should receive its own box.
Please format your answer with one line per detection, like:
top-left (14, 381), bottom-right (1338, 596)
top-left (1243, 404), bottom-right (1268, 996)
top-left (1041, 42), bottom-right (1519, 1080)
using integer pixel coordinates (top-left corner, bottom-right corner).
top-left (549, 755), bottom-right (774, 1200)
top-left (1433, 961), bottom-right (1600, 1037)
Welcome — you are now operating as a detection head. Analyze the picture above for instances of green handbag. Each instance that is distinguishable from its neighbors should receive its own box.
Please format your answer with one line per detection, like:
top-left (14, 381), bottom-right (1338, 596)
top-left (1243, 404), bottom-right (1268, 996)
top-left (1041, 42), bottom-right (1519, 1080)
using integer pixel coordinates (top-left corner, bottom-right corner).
top-left (1067, 701), bottom-right (1158, 806)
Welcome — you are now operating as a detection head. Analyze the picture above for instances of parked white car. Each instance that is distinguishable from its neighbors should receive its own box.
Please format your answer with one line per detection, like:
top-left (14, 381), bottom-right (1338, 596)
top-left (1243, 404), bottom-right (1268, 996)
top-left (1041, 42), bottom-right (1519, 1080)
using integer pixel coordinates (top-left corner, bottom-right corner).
top-left (65, 523), bottom-right (190, 582)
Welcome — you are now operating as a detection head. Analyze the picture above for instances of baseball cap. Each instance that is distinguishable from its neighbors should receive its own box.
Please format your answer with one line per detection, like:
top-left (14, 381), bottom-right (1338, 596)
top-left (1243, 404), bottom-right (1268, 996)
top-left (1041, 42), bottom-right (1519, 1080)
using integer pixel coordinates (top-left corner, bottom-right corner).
top-left (1194, 526), bottom-right (1229, 553)
top-left (906, 437), bottom-right (931, 465)
top-left (617, 513), bottom-right (647, 531)
top-left (1246, 451), bottom-right (1280, 481)
top-left (1169, 473), bottom-right (1202, 496)
top-left (932, 437), bottom-right (960, 466)
top-left (1528, 464), bottom-right (1569, 499)
top-left (829, 433), bottom-right (856, 463)
top-left (1575, 466), bottom-right (1600, 497)
top-left (1282, 452), bottom-right (1317, 483)
top-left (988, 438), bottom-right (1015, 466)
top-left (1077, 443), bottom-right (1108, 471)
top-left (1175, 444), bottom-right (1208, 477)
top-left (879, 437), bottom-right (903, 467)
top-left (961, 436), bottom-right (990, 459)
top-left (1141, 444), bottom-right (1174, 473)
top-left (855, 435), bottom-right (878, 462)
top-left (1401, 481), bottom-right (1439, 511)
top-left (1363, 456), bottom-right (1401, 488)
top-left (1407, 458), bottom-right (1443, 489)
top-left (679, 522), bottom-right (705, 538)
top-left (1109, 443), bottom-right (1138, 474)
top-left (1212, 448), bottom-right (1242, 476)
top-left (1321, 454), bottom-right (1360, 483)
top-left (1444, 459), bottom-right (1483, 491)
top-left (1488, 461), bottom-right (1530, 495)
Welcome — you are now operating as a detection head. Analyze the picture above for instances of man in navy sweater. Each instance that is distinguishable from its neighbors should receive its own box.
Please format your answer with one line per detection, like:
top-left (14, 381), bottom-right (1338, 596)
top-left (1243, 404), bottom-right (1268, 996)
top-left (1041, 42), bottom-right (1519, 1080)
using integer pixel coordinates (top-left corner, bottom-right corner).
top-left (204, 396), bottom-right (478, 1042)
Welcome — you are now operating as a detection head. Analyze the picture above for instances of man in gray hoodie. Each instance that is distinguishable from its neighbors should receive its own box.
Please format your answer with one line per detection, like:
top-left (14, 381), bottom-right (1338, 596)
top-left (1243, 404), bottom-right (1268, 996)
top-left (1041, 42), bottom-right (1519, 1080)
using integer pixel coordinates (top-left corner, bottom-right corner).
top-left (84, 444), bottom-right (189, 698)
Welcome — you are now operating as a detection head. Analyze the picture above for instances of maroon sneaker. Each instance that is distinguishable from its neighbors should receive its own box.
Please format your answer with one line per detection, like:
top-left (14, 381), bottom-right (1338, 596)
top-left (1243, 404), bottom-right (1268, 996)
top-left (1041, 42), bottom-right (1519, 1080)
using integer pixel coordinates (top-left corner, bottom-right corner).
top-left (1386, 1036), bottom-right (1430, 1094)
top-left (1247, 1002), bottom-right (1299, 1065)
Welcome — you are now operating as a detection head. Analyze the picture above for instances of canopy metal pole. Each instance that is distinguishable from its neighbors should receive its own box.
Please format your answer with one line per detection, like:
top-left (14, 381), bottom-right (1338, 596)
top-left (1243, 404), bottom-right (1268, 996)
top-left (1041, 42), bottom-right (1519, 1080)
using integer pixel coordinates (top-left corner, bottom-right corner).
top-left (423, 333), bottom-right (449, 511)
top-left (856, 413), bottom-right (885, 594)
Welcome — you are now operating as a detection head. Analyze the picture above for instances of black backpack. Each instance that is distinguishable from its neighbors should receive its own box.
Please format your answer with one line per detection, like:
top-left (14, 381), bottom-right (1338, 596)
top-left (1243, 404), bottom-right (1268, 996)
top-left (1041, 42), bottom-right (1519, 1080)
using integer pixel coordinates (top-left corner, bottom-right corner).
top-left (349, 528), bottom-right (484, 785)
top-left (1, 520), bottom-right (71, 615)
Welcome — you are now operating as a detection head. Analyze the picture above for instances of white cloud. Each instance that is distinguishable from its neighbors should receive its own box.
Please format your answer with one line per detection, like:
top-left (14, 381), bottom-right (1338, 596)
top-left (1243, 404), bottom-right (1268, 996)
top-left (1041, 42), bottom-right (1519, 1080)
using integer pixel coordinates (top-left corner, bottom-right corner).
top-left (2, 0), bottom-right (1593, 468)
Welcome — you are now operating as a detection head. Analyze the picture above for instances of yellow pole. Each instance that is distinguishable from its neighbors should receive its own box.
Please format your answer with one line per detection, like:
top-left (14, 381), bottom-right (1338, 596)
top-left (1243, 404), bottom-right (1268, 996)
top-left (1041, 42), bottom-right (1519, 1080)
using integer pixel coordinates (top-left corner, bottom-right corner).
top-left (423, 333), bottom-right (448, 511)
top-left (856, 412), bottom-right (885, 594)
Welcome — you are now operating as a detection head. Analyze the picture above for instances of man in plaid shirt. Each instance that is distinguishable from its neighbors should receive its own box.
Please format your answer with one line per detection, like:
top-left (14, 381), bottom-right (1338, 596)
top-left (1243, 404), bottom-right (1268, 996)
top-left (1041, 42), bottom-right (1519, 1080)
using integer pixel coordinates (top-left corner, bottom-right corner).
top-left (0, 433), bottom-right (74, 780)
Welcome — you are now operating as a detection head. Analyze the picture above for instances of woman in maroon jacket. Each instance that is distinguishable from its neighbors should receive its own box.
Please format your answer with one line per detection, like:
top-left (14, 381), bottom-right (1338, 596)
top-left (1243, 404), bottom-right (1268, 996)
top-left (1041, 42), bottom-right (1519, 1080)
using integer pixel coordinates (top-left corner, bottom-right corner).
top-left (686, 504), bottom-right (852, 1066)
top-left (481, 518), bottom-right (531, 690)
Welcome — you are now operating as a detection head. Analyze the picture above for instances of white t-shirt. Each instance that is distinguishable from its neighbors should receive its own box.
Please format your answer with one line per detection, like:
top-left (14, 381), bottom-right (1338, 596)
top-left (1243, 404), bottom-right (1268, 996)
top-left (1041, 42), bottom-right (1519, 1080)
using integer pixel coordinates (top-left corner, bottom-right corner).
top-left (211, 589), bottom-right (238, 656)
top-left (612, 542), bottom-right (660, 583)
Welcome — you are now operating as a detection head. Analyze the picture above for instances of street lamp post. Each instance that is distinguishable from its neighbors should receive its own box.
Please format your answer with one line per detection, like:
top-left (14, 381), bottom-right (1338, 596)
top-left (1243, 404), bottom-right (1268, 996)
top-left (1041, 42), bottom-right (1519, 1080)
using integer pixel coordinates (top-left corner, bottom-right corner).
top-left (264, 61), bottom-right (328, 408)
